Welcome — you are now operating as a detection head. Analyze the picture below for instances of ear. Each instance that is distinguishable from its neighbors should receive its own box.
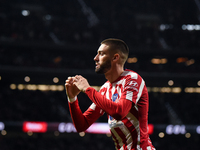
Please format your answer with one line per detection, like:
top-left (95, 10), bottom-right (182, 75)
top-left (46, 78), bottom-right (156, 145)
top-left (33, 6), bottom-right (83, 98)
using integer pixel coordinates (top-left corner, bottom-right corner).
top-left (113, 53), bottom-right (120, 62)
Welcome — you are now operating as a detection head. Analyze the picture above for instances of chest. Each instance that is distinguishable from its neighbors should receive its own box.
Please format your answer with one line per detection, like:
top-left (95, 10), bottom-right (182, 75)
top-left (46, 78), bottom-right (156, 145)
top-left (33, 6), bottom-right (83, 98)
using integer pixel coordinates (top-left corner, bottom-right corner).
top-left (101, 83), bottom-right (124, 102)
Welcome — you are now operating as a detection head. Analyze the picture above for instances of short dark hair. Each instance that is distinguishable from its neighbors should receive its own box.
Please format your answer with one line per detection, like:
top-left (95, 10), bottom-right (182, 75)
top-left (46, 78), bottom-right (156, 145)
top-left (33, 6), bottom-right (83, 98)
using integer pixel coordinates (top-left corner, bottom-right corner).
top-left (101, 38), bottom-right (129, 64)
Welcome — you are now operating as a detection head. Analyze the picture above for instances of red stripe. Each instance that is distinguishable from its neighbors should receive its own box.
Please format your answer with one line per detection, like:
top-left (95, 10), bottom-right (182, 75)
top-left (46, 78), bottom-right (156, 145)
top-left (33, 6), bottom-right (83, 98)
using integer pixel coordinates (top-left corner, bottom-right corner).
top-left (114, 127), bottom-right (127, 149)
top-left (108, 84), bottom-right (112, 100)
top-left (122, 117), bottom-right (138, 149)
top-left (111, 131), bottom-right (121, 149)
top-left (129, 106), bottom-right (139, 120)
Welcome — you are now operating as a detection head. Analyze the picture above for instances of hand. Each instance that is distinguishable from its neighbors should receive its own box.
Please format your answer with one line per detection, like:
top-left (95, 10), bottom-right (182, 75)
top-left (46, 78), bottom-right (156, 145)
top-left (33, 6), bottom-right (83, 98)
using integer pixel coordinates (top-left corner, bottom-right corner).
top-left (73, 75), bottom-right (90, 93)
top-left (65, 76), bottom-right (80, 99)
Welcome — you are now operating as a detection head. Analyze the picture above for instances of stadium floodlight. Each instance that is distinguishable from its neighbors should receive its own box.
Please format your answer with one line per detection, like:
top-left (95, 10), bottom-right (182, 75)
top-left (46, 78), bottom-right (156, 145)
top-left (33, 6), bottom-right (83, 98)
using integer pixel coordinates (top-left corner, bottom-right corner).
top-left (21, 10), bottom-right (30, 16)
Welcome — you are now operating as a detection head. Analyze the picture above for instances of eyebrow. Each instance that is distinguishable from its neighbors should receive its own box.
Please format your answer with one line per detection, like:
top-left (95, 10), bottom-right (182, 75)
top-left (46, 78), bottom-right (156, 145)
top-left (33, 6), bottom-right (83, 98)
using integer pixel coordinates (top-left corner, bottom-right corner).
top-left (97, 50), bottom-right (103, 53)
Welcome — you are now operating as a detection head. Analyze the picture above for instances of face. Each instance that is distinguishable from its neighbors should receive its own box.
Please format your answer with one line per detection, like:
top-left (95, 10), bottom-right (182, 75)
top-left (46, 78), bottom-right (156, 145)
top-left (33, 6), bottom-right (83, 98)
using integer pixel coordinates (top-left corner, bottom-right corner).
top-left (94, 44), bottom-right (112, 74)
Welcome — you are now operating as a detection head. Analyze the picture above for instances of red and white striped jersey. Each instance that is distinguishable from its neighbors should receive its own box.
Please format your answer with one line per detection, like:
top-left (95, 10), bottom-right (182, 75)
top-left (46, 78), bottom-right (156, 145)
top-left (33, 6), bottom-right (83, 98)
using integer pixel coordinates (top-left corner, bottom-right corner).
top-left (97, 69), bottom-right (154, 150)
top-left (69, 69), bottom-right (155, 150)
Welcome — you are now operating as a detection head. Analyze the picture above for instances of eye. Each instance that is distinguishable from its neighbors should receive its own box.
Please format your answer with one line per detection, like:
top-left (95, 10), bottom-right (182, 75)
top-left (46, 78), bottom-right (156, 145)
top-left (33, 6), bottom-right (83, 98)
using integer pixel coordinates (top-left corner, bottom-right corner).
top-left (99, 52), bottom-right (104, 56)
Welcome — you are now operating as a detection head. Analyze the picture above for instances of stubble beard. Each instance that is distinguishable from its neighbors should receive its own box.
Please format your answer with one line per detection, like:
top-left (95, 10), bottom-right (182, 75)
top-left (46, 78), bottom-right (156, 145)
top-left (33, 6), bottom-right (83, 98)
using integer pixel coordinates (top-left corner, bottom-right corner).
top-left (95, 59), bottom-right (111, 74)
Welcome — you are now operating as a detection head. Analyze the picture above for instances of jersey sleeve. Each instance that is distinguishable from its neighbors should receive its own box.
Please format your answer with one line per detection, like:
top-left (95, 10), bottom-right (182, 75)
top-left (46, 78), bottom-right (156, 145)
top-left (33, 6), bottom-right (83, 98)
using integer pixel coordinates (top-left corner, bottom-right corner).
top-left (85, 87), bottom-right (132, 120)
top-left (85, 74), bottom-right (146, 120)
top-left (121, 75), bottom-right (146, 104)
top-left (68, 97), bottom-right (103, 132)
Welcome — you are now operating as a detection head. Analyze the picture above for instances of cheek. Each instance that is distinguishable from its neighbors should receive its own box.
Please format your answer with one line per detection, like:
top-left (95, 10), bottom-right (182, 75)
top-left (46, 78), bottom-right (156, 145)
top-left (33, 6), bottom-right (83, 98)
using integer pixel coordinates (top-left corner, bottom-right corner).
top-left (99, 57), bottom-right (106, 64)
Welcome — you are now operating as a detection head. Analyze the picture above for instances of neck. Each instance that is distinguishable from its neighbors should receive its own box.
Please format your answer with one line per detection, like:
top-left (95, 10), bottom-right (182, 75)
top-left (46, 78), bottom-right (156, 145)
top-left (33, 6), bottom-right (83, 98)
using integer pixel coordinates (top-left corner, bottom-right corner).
top-left (104, 64), bottom-right (124, 83)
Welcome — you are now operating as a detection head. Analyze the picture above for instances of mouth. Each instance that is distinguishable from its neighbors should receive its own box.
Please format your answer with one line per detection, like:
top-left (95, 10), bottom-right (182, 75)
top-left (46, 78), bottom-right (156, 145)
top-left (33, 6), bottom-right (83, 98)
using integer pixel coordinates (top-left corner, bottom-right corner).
top-left (95, 63), bottom-right (100, 68)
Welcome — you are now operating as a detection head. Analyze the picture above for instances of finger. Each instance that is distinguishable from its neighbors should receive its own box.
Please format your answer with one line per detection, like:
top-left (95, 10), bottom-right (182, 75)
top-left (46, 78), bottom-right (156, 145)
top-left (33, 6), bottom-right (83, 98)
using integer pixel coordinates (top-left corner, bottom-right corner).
top-left (66, 76), bottom-right (76, 84)
top-left (65, 79), bottom-right (71, 84)
top-left (71, 77), bottom-right (76, 82)
top-left (65, 82), bottom-right (71, 88)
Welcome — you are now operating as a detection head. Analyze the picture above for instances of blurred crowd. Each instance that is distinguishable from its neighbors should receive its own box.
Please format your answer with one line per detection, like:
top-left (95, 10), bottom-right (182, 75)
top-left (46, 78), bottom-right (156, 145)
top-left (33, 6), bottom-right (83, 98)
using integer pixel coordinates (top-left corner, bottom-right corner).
top-left (1, 81), bottom-right (200, 125)
top-left (0, 0), bottom-right (200, 75)
top-left (0, 0), bottom-right (200, 49)
top-left (0, 47), bottom-right (199, 74)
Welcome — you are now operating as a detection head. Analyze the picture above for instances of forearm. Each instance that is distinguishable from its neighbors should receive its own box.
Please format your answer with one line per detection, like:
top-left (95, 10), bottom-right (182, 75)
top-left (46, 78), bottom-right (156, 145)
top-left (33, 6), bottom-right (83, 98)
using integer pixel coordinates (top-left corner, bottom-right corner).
top-left (85, 87), bottom-right (132, 120)
top-left (68, 100), bottom-right (90, 132)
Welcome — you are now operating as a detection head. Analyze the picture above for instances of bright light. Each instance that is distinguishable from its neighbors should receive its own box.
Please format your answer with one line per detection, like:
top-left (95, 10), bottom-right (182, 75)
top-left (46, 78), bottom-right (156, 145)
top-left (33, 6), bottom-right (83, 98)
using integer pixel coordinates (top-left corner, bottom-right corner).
top-left (185, 87), bottom-right (200, 93)
top-left (27, 131), bottom-right (33, 136)
top-left (57, 85), bottom-right (64, 91)
top-left (21, 10), bottom-right (30, 16)
top-left (185, 87), bottom-right (195, 93)
top-left (18, 84), bottom-right (24, 90)
top-left (160, 87), bottom-right (171, 93)
top-left (185, 133), bottom-right (191, 138)
top-left (53, 77), bottom-right (59, 83)
top-left (26, 84), bottom-right (37, 90)
top-left (176, 57), bottom-right (188, 63)
top-left (1, 130), bottom-right (7, 136)
top-left (198, 81), bottom-right (200, 86)
top-left (172, 87), bottom-right (181, 93)
top-left (168, 80), bottom-right (174, 86)
top-left (158, 132), bottom-right (165, 138)
top-left (151, 58), bottom-right (160, 64)
top-left (159, 24), bottom-right (173, 31)
top-left (127, 57), bottom-right (138, 63)
top-left (50, 85), bottom-right (57, 91)
top-left (24, 76), bottom-right (30, 82)
top-left (185, 59), bottom-right (195, 66)
top-left (79, 132), bottom-right (85, 137)
top-left (161, 58), bottom-right (167, 64)
top-left (151, 58), bottom-right (167, 64)
top-left (10, 84), bottom-right (17, 90)
top-left (0, 122), bottom-right (5, 131)
top-left (195, 88), bottom-right (200, 93)
top-left (182, 24), bottom-right (200, 31)
top-left (37, 85), bottom-right (49, 91)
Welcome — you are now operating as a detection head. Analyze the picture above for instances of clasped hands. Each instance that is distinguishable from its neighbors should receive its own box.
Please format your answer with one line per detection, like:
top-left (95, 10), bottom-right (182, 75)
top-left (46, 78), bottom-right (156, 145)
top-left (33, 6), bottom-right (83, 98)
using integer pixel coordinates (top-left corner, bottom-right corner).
top-left (65, 75), bottom-right (90, 99)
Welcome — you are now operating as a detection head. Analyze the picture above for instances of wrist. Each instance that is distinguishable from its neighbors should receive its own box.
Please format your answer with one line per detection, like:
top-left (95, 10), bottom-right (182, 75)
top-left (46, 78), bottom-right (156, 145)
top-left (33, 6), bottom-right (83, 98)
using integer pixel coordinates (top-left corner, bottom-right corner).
top-left (68, 96), bottom-right (77, 103)
top-left (83, 86), bottom-right (91, 93)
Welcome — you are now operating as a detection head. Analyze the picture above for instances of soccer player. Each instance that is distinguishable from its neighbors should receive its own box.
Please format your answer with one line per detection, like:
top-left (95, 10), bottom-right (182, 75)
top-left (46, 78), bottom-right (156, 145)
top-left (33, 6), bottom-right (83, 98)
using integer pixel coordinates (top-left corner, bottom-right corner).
top-left (65, 38), bottom-right (155, 150)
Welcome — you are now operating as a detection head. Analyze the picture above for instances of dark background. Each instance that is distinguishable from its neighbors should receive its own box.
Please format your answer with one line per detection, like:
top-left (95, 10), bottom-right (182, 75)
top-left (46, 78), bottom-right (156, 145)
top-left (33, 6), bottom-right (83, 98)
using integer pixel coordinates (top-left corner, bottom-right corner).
top-left (0, 0), bottom-right (200, 149)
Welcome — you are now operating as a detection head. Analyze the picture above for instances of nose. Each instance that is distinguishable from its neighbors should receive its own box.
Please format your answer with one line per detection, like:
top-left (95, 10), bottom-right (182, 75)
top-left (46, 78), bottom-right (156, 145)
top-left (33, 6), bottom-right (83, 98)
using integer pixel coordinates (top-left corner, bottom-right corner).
top-left (94, 54), bottom-right (99, 61)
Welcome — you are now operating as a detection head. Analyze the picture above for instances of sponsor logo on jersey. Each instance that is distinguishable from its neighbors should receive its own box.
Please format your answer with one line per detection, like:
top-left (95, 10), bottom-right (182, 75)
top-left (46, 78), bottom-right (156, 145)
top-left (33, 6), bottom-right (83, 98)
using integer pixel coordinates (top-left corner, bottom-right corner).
top-left (109, 120), bottom-right (124, 128)
top-left (125, 81), bottom-right (139, 92)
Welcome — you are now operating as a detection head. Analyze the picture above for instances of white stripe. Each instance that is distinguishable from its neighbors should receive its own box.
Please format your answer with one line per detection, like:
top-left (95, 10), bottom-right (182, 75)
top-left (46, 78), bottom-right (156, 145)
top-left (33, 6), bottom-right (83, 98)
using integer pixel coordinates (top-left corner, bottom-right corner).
top-left (106, 85), bottom-right (110, 99)
top-left (111, 128), bottom-right (124, 149)
top-left (111, 112), bottom-right (141, 150)
top-left (89, 103), bottom-right (96, 110)
top-left (123, 71), bottom-right (138, 80)
top-left (117, 71), bottom-right (138, 86)
top-left (136, 79), bottom-right (145, 104)
top-left (118, 124), bottom-right (133, 150)
top-left (126, 91), bottom-right (133, 101)
top-left (126, 112), bottom-right (141, 149)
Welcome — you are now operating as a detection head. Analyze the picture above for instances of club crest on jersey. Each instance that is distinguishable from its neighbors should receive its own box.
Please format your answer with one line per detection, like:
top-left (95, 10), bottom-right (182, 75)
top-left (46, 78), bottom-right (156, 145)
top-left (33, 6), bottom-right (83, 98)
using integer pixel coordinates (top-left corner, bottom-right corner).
top-left (112, 93), bottom-right (118, 102)
top-left (109, 93), bottom-right (119, 121)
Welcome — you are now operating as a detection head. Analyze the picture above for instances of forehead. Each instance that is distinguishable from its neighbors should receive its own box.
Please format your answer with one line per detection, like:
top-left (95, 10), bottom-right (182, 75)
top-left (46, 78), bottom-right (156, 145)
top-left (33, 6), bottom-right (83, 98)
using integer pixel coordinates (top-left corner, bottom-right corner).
top-left (97, 44), bottom-right (110, 52)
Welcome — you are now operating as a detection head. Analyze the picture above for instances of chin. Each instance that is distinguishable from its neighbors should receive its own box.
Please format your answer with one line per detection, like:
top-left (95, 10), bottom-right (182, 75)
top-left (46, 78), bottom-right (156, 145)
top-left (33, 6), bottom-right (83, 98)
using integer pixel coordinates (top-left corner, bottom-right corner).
top-left (95, 68), bottom-right (104, 74)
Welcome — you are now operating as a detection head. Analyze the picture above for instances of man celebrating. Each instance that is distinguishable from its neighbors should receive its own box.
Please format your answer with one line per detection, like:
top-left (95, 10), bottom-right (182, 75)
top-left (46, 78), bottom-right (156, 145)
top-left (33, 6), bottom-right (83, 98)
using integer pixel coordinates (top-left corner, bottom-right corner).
top-left (65, 38), bottom-right (155, 150)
